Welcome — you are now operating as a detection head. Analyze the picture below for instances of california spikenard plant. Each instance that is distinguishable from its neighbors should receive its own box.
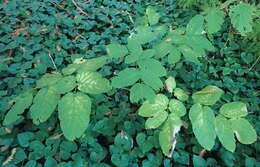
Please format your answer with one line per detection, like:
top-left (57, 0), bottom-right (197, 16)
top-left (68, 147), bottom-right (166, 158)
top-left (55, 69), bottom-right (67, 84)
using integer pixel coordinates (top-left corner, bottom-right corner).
top-left (4, 2), bottom-right (258, 158)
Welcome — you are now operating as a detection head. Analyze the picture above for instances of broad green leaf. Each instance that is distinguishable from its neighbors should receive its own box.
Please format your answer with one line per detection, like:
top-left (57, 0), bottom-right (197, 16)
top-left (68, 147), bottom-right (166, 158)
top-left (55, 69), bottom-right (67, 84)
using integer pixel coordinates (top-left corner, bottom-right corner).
top-left (77, 56), bottom-right (107, 73)
top-left (154, 41), bottom-right (172, 58)
top-left (62, 63), bottom-right (82, 75)
top-left (229, 3), bottom-right (255, 36)
top-left (140, 49), bottom-right (155, 60)
top-left (165, 76), bottom-right (176, 93)
top-left (186, 14), bottom-right (204, 35)
top-left (58, 92), bottom-right (91, 140)
top-left (192, 85), bottom-right (223, 105)
top-left (215, 115), bottom-right (236, 152)
top-left (231, 118), bottom-right (257, 144)
top-left (205, 8), bottom-right (225, 34)
top-left (30, 87), bottom-right (59, 125)
top-left (146, 7), bottom-right (160, 25)
top-left (130, 83), bottom-right (155, 103)
top-left (140, 69), bottom-right (163, 91)
top-left (179, 45), bottom-right (201, 65)
top-left (138, 94), bottom-right (169, 117)
top-left (168, 113), bottom-right (183, 126)
top-left (159, 118), bottom-right (181, 157)
top-left (52, 76), bottom-right (76, 94)
top-left (36, 73), bottom-right (62, 88)
top-left (168, 47), bottom-right (181, 64)
top-left (111, 68), bottom-right (140, 88)
top-left (219, 102), bottom-right (248, 118)
top-left (131, 26), bottom-right (157, 44)
top-left (4, 90), bottom-right (34, 125)
top-left (189, 35), bottom-right (215, 52)
top-left (106, 44), bottom-right (128, 58)
top-left (125, 38), bottom-right (142, 63)
top-left (189, 104), bottom-right (216, 150)
top-left (77, 71), bottom-right (112, 94)
top-left (138, 58), bottom-right (166, 77)
top-left (145, 111), bottom-right (168, 129)
top-left (168, 99), bottom-right (186, 117)
top-left (174, 88), bottom-right (189, 101)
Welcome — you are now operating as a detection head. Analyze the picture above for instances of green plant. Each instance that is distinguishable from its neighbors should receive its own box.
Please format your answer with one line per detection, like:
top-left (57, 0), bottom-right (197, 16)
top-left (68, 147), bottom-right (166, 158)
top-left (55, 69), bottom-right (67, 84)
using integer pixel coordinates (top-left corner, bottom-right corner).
top-left (106, 7), bottom-right (257, 157)
top-left (4, 56), bottom-right (112, 140)
top-left (1, 2), bottom-right (259, 165)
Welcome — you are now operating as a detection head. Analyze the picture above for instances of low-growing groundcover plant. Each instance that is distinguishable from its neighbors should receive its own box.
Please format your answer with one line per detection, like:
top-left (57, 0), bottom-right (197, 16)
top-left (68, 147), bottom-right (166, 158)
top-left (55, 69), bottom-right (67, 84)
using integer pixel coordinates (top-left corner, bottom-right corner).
top-left (1, 0), bottom-right (259, 166)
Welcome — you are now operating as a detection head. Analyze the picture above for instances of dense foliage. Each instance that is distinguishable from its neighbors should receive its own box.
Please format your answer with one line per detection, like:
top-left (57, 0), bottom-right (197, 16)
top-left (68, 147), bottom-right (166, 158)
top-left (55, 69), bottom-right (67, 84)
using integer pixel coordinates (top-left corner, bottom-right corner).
top-left (0, 0), bottom-right (259, 166)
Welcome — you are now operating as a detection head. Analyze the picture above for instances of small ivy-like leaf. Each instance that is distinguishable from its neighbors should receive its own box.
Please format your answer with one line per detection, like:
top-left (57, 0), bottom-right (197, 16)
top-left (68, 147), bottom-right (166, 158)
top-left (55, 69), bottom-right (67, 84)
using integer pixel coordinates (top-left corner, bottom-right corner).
top-left (215, 115), bottom-right (236, 152)
top-left (219, 102), bottom-right (248, 118)
top-left (130, 83), bottom-right (155, 103)
top-left (36, 73), bottom-right (62, 88)
top-left (230, 118), bottom-right (257, 144)
top-left (189, 104), bottom-right (216, 150)
top-left (174, 88), bottom-right (189, 101)
top-left (58, 92), bottom-right (91, 140)
top-left (165, 76), bottom-right (176, 93)
top-left (30, 87), bottom-right (60, 125)
top-left (168, 99), bottom-right (186, 117)
top-left (205, 8), bottom-right (225, 34)
top-left (229, 2), bottom-right (255, 36)
top-left (106, 44), bottom-right (128, 58)
top-left (77, 71), bottom-right (112, 94)
top-left (111, 68), bottom-right (140, 88)
top-left (138, 94), bottom-right (169, 117)
top-left (186, 14), bottom-right (204, 35)
top-left (4, 90), bottom-right (34, 125)
top-left (145, 111), bottom-right (168, 129)
top-left (192, 85), bottom-right (223, 105)
top-left (146, 7), bottom-right (160, 25)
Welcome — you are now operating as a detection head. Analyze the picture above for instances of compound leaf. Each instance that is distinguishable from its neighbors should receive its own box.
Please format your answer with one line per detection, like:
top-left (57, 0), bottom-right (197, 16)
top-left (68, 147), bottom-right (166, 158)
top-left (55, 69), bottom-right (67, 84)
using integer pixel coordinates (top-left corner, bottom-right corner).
top-left (192, 85), bottom-right (223, 105)
top-left (58, 92), bottom-right (91, 140)
top-left (77, 71), bottom-right (112, 94)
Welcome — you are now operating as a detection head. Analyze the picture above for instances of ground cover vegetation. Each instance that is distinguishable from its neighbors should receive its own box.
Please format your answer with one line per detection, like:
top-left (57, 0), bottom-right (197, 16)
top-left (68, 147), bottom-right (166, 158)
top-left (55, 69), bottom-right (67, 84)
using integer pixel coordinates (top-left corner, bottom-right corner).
top-left (0, 0), bottom-right (259, 166)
